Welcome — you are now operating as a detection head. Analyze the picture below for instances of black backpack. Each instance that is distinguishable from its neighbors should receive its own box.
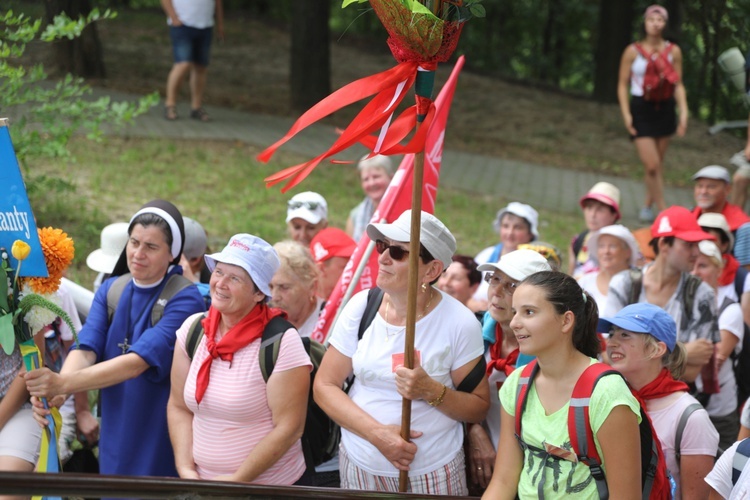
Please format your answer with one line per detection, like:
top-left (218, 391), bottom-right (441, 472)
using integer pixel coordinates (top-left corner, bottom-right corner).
top-left (185, 314), bottom-right (339, 470)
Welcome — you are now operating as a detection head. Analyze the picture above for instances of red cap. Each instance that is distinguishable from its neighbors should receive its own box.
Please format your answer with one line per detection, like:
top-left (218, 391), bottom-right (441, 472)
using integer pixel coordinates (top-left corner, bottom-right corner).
top-left (309, 228), bottom-right (356, 263)
top-left (651, 206), bottom-right (716, 242)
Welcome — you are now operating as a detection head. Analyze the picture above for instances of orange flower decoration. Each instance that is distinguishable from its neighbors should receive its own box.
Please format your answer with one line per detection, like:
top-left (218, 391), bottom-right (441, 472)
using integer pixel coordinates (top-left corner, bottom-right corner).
top-left (25, 227), bottom-right (75, 295)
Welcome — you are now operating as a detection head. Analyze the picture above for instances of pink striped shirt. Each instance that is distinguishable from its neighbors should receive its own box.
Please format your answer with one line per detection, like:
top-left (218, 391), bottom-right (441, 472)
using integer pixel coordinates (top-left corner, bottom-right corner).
top-left (177, 315), bottom-right (312, 484)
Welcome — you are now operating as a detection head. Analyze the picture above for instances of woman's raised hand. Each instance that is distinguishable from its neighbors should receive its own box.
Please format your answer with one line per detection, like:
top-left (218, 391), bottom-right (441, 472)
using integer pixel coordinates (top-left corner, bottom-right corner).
top-left (372, 424), bottom-right (423, 471)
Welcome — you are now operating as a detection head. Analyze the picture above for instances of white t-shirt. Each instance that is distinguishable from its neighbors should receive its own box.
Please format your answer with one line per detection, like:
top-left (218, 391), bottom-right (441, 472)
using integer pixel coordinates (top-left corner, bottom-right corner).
top-left (169, 0), bottom-right (215, 28)
top-left (329, 289), bottom-right (484, 476)
top-left (578, 272), bottom-right (607, 314)
top-left (296, 297), bottom-right (325, 338)
top-left (706, 439), bottom-right (746, 499)
top-left (717, 273), bottom-right (750, 304)
top-left (647, 392), bottom-right (719, 499)
top-left (695, 302), bottom-right (743, 417)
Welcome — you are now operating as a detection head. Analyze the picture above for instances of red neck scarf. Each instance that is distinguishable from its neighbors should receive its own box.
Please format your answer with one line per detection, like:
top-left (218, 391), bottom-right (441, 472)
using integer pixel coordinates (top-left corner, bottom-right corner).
top-left (719, 253), bottom-right (740, 287)
top-left (195, 303), bottom-right (286, 404)
top-left (486, 323), bottom-right (520, 376)
top-left (635, 367), bottom-right (689, 401)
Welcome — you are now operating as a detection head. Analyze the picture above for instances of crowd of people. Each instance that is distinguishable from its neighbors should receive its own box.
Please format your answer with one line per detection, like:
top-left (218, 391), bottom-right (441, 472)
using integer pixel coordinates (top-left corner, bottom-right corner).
top-left (5, 3), bottom-right (750, 499)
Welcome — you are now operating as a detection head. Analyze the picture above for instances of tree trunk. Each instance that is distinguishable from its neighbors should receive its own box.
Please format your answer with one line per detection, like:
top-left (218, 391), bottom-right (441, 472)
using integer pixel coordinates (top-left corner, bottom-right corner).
top-left (592, 0), bottom-right (635, 103)
top-left (44, 0), bottom-right (106, 78)
top-left (290, 0), bottom-right (331, 112)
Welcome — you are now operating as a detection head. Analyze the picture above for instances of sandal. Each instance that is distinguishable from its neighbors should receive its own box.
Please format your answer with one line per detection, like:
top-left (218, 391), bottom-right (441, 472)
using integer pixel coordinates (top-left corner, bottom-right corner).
top-left (190, 107), bottom-right (210, 122)
top-left (164, 105), bottom-right (178, 121)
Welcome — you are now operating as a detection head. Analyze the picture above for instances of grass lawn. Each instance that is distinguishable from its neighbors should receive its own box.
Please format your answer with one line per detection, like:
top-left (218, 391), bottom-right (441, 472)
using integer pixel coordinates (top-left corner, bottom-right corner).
top-left (31, 136), bottom-right (580, 288)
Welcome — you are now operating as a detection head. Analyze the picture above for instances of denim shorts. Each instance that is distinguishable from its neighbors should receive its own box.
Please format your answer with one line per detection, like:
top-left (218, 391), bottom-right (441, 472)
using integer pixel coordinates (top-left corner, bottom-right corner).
top-left (169, 25), bottom-right (213, 66)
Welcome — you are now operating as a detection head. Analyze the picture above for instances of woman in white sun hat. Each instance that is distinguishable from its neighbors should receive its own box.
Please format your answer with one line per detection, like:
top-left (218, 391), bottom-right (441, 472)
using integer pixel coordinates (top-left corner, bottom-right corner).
top-left (169, 234), bottom-right (312, 485)
top-left (578, 224), bottom-right (640, 313)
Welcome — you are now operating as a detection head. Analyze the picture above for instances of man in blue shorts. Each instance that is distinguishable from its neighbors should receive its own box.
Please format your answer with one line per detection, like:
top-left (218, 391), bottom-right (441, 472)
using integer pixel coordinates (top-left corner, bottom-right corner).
top-left (161, 0), bottom-right (224, 122)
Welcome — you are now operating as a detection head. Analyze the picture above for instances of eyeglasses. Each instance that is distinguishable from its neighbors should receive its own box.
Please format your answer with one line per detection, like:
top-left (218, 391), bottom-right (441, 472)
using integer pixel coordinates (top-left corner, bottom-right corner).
top-left (484, 273), bottom-right (519, 295)
top-left (375, 239), bottom-right (410, 261)
top-left (288, 200), bottom-right (321, 211)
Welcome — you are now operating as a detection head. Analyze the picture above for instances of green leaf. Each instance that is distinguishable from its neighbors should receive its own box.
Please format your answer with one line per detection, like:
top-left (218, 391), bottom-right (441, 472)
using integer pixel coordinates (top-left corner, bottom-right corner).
top-left (469, 4), bottom-right (486, 17)
top-left (0, 314), bottom-right (14, 355)
top-left (341, 0), bottom-right (367, 7)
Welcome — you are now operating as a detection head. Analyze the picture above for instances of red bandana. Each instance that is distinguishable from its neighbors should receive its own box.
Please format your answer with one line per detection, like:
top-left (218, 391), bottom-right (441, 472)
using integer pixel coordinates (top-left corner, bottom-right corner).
top-left (195, 303), bottom-right (286, 404)
top-left (486, 323), bottom-right (520, 377)
top-left (719, 253), bottom-right (740, 287)
top-left (635, 367), bottom-right (689, 401)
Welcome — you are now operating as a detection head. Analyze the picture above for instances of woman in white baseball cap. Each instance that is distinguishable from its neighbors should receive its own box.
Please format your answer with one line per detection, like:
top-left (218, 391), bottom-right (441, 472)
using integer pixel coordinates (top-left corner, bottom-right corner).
top-left (315, 210), bottom-right (489, 495)
top-left (466, 249), bottom-right (551, 491)
top-left (169, 233), bottom-right (313, 485)
top-left (286, 191), bottom-right (328, 246)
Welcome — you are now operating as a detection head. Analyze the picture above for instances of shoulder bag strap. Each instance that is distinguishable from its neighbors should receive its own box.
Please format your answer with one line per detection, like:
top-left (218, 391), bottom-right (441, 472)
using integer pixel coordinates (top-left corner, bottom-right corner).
top-left (674, 402), bottom-right (703, 464)
top-left (150, 274), bottom-right (193, 326)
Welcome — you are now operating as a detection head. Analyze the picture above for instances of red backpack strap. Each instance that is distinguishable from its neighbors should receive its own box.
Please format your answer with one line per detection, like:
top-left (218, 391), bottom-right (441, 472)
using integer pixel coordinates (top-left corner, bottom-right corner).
top-left (568, 363), bottom-right (620, 499)
top-left (514, 359), bottom-right (540, 439)
top-left (633, 42), bottom-right (650, 59)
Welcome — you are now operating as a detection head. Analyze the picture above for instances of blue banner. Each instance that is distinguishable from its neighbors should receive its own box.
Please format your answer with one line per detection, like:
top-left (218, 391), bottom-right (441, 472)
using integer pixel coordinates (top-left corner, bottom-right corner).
top-left (0, 120), bottom-right (48, 277)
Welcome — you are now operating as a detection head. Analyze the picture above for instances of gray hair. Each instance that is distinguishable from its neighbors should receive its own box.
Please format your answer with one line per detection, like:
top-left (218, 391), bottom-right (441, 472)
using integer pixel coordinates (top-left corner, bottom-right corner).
top-left (358, 154), bottom-right (394, 176)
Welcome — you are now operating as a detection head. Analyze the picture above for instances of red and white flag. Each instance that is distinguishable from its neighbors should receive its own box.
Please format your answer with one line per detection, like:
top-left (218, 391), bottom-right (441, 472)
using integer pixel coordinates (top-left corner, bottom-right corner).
top-left (311, 56), bottom-right (465, 343)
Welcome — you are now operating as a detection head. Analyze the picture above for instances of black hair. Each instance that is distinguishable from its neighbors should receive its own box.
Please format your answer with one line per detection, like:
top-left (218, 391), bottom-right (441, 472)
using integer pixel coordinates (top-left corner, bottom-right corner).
top-left (701, 226), bottom-right (731, 248)
top-left (419, 244), bottom-right (435, 264)
top-left (130, 213), bottom-right (174, 249)
top-left (649, 236), bottom-right (674, 256)
top-left (521, 271), bottom-right (601, 358)
top-left (451, 254), bottom-right (482, 286)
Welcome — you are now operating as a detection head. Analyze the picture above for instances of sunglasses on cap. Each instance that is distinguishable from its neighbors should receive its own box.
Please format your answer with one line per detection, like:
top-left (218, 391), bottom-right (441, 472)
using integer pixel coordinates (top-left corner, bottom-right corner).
top-left (484, 273), bottom-right (519, 295)
top-left (288, 200), bottom-right (321, 211)
top-left (375, 239), bottom-right (425, 262)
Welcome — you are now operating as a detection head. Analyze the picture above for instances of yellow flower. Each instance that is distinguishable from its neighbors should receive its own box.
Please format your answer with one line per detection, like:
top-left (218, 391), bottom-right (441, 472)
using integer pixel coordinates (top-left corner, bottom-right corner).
top-left (11, 240), bottom-right (30, 261)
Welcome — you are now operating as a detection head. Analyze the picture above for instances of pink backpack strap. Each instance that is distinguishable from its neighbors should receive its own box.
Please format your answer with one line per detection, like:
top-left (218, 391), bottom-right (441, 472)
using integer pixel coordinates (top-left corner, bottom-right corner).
top-left (514, 359), bottom-right (539, 438)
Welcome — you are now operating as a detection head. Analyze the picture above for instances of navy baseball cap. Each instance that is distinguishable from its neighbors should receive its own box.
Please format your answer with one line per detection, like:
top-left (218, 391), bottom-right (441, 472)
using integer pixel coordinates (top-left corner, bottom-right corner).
top-left (598, 303), bottom-right (677, 352)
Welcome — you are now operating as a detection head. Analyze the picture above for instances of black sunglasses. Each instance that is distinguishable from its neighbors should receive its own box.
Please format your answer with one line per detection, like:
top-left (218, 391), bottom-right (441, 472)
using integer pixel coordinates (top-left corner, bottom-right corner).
top-left (375, 239), bottom-right (411, 261)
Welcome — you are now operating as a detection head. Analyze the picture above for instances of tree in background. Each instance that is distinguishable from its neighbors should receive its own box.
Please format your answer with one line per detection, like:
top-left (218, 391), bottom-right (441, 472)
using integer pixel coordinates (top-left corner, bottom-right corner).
top-left (44, 0), bottom-right (106, 78)
top-left (290, 0), bottom-right (331, 112)
top-left (0, 7), bottom-right (156, 229)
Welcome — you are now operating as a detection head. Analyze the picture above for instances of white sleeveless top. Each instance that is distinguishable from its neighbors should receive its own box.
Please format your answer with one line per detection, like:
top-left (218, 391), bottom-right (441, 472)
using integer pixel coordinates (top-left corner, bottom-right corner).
top-left (630, 43), bottom-right (674, 96)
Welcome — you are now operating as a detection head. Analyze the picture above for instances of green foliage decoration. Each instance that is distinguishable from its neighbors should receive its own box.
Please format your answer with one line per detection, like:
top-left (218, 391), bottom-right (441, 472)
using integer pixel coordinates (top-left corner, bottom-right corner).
top-left (0, 8), bottom-right (158, 166)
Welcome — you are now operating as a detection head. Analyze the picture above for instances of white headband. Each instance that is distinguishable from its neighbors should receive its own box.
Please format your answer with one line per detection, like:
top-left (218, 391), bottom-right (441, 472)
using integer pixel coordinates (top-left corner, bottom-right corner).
top-left (130, 206), bottom-right (182, 260)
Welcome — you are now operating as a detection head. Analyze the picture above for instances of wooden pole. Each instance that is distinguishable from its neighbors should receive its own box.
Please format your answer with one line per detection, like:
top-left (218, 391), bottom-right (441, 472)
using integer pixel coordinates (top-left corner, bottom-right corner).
top-left (398, 125), bottom-right (425, 492)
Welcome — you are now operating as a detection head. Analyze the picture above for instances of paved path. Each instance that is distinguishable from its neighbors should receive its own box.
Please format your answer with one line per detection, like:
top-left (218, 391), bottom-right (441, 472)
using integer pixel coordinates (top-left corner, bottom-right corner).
top-left (103, 88), bottom-right (694, 226)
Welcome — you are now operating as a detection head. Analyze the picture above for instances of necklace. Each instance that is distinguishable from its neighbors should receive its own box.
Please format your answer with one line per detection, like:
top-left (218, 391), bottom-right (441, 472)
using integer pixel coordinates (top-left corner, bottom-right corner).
top-left (384, 288), bottom-right (434, 341)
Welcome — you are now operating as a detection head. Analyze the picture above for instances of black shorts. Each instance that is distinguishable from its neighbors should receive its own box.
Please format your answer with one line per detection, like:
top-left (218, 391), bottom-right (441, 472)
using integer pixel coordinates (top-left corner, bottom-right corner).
top-left (630, 96), bottom-right (677, 139)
